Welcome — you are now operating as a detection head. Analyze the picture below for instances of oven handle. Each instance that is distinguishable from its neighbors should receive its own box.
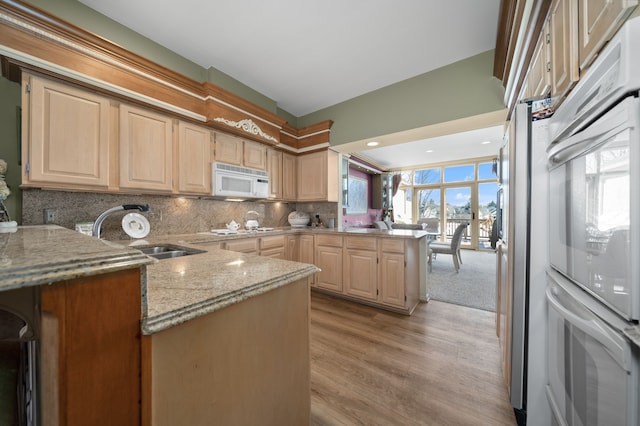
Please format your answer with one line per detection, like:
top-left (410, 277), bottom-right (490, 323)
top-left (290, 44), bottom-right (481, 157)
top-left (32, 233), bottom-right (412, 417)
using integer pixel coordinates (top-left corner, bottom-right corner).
top-left (547, 96), bottom-right (636, 168)
top-left (546, 285), bottom-right (625, 367)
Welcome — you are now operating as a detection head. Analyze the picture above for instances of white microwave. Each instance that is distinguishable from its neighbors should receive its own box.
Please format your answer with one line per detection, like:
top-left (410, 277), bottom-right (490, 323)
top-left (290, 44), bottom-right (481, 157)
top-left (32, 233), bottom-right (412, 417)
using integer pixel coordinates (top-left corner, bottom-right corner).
top-left (212, 162), bottom-right (269, 199)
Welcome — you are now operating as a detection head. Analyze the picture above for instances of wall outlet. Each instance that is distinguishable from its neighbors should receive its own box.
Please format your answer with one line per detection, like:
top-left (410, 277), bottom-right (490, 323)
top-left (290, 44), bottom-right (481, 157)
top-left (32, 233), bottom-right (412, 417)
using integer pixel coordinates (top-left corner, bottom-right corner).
top-left (44, 208), bottom-right (56, 224)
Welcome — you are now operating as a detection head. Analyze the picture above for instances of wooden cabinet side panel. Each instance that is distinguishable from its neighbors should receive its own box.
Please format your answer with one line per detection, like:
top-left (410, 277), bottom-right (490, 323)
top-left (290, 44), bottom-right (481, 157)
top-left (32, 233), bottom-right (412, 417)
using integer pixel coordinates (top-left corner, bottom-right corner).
top-left (41, 268), bottom-right (142, 426)
top-left (150, 279), bottom-right (310, 426)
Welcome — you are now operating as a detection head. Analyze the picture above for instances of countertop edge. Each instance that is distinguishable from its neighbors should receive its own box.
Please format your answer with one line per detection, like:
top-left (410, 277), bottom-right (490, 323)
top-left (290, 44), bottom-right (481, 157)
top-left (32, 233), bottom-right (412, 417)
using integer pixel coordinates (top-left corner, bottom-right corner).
top-left (0, 253), bottom-right (153, 292)
top-left (141, 264), bottom-right (319, 335)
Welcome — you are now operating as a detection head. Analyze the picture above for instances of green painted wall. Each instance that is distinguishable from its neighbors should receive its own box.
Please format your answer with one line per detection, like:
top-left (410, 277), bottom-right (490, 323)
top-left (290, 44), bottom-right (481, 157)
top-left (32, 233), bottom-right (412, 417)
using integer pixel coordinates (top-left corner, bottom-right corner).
top-left (0, 76), bottom-right (22, 223)
top-left (298, 50), bottom-right (505, 145)
top-left (20, 0), bottom-right (504, 145)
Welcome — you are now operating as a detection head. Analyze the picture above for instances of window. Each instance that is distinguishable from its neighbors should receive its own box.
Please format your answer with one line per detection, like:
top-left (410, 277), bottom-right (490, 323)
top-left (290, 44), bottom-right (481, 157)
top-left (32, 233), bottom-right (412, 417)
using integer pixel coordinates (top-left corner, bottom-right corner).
top-left (414, 168), bottom-right (440, 184)
top-left (478, 162), bottom-right (495, 180)
top-left (444, 164), bottom-right (474, 182)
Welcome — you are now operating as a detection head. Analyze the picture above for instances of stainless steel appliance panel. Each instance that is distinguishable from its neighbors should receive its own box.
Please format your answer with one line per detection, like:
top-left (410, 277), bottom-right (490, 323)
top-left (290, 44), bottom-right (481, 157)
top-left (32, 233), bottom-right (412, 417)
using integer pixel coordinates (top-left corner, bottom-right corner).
top-left (546, 270), bottom-right (638, 426)
top-left (547, 96), bottom-right (640, 320)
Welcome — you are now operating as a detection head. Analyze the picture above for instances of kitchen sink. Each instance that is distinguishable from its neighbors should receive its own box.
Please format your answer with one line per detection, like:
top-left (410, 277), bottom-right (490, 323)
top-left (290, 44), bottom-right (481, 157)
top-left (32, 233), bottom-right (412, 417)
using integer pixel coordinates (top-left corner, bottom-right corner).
top-left (136, 244), bottom-right (206, 260)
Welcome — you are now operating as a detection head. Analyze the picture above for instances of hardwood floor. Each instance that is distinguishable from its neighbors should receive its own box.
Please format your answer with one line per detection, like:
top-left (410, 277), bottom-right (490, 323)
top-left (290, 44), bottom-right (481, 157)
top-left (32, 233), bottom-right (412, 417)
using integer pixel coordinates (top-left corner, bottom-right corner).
top-left (310, 292), bottom-right (516, 426)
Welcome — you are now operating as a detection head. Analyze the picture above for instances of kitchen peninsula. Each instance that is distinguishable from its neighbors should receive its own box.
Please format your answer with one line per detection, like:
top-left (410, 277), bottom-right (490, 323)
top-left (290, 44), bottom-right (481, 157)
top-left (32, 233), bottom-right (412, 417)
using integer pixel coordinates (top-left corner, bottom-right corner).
top-left (0, 225), bottom-right (318, 425)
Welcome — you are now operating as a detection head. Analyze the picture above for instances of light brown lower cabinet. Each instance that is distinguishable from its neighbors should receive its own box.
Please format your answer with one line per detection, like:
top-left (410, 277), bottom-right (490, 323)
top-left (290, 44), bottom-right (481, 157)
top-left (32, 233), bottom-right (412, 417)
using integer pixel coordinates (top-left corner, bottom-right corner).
top-left (218, 232), bottom-right (426, 315)
top-left (313, 233), bottom-right (426, 315)
top-left (259, 234), bottom-right (287, 259)
top-left (314, 234), bottom-right (344, 292)
top-left (40, 268), bottom-right (143, 426)
top-left (222, 238), bottom-right (258, 254)
top-left (343, 236), bottom-right (378, 301)
top-left (299, 235), bottom-right (315, 285)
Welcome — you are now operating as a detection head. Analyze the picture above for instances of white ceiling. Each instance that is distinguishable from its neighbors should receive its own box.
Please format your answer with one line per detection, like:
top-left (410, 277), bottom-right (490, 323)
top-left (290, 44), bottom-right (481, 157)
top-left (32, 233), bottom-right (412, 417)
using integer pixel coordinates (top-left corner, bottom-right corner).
top-left (356, 125), bottom-right (505, 170)
top-left (78, 0), bottom-right (504, 169)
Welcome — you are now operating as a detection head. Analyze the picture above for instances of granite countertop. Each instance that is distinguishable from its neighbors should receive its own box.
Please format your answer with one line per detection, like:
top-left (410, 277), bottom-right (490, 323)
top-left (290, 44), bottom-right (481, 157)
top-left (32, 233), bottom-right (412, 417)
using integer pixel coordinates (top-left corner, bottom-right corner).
top-left (177, 226), bottom-right (428, 244)
top-left (138, 242), bottom-right (318, 335)
top-left (0, 225), bottom-right (422, 337)
top-left (130, 227), bottom-right (425, 334)
top-left (0, 225), bottom-right (152, 292)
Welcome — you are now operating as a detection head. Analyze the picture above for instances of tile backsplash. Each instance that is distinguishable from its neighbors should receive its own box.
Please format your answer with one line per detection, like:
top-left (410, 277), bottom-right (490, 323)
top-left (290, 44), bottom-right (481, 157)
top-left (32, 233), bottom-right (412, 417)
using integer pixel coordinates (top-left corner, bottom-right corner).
top-left (22, 190), bottom-right (338, 240)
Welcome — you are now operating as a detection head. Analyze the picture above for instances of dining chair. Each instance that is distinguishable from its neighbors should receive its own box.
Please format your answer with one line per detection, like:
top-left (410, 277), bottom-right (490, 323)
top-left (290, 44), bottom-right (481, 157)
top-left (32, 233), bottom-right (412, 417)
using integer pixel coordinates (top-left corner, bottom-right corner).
top-left (429, 222), bottom-right (468, 272)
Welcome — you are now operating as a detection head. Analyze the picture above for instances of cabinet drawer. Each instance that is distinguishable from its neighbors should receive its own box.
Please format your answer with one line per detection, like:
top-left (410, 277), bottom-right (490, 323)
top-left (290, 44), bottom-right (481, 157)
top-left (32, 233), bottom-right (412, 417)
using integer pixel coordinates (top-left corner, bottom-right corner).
top-left (224, 238), bottom-right (258, 253)
top-left (315, 234), bottom-right (343, 248)
top-left (260, 235), bottom-right (286, 250)
top-left (381, 238), bottom-right (404, 253)
top-left (345, 236), bottom-right (377, 251)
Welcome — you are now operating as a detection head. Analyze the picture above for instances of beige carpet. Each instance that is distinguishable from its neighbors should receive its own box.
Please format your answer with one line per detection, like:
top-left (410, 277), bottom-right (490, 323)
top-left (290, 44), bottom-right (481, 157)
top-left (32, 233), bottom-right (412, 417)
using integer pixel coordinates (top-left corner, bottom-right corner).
top-left (427, 249), bottom-right (497, 312)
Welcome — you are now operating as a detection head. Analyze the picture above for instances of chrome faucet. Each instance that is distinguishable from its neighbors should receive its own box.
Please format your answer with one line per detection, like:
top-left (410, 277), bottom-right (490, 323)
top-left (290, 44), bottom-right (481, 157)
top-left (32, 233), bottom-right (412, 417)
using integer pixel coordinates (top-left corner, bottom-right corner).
top-left (92, 204), bottom-right (150, 238)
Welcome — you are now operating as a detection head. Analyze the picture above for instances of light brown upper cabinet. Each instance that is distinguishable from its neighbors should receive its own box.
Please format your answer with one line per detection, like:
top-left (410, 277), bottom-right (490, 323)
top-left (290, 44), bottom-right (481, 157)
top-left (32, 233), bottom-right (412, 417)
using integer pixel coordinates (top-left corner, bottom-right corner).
top-left (213, 132), bottom-right (243, 165)
top-left (243, 140), bottom-right (267, 170)
top-left (526, 25), bottom-right (552, 100)
top-left (119, 104), bottom-right (174, 192)
top-left (282, 152), bottom-right (297, 201)
top-left (549, 0), bottom-right (579, 107)
top-left (578, 0), bottom-right (638, 71)
top-left (23, 73), bottom-right (112, 189)
top-left (266, 148), bottom-right (283, 199)
top-left (213, 132), bottom-right (266, 170)
top-left (297, 149), bottom-right (339, 202)
top-left (177, 121), bottom-right (212, 194)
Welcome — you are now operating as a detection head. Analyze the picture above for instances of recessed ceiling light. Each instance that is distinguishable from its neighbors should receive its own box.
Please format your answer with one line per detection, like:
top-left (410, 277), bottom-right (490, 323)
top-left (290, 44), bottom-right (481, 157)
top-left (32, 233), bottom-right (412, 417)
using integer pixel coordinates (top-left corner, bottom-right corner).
top-left (426, 149), bottom-right (434, 153)
top-left (481, 141), bottom-right (492, 145)
top-left (366, 141), bottom-right (379, 147)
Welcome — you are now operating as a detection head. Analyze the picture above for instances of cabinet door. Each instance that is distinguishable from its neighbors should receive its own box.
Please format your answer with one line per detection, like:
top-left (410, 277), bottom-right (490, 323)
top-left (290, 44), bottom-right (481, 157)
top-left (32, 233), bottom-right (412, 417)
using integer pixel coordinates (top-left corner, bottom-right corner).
top-left (243, 140), bottom-right (267, 170)
top-left (315, 245), bottom-right (342, 292)
top-left (299, 234), bottom-right (315, 284)
top-left (27, 75), bottom-right (111, 188)
top-left (297, 150), bottom-right (338, 202)
top-left (549, 0), bottom-right (579, 107)
top-left (286, 235), bottom-right (300, 261)
top-left (578, 0), bottom-right (637, 70)
top-left (119, 104), bottom-right (173, 191)
top-left (177, 121), bottom-right (212, 194)
top-left (282, 153), bottom-right (297, 201)
top-left (214, 132), bottom-right (243, 165)
top-left (379, 252), bottom-right (405, 308)
top-left (344, 249), bottom-right (377, 300)
top-left (266, 148), bottom-right (283, 199)
top-left (527, 27), bottom-right (551, 99)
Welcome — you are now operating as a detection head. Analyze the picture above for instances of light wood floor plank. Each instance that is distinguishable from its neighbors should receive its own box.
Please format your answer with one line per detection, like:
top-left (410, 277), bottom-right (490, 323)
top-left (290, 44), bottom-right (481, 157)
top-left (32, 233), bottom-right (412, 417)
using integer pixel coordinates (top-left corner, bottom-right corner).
top-left (310, 292), bottom-right (516, 426)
